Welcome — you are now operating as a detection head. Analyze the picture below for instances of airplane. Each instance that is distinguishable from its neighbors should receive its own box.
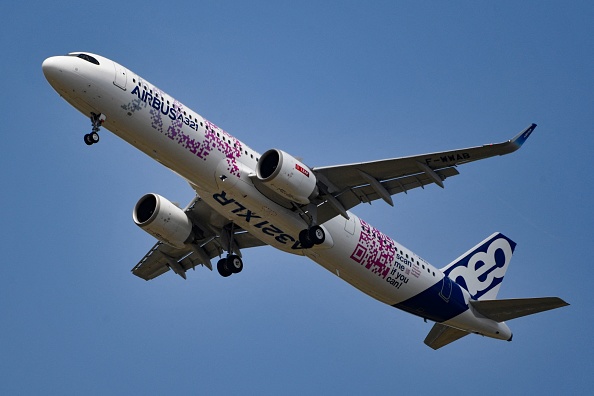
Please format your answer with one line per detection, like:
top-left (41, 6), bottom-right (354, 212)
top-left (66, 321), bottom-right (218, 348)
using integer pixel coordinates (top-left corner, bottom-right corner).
top-left (42, 52), bottom-right (568, 349)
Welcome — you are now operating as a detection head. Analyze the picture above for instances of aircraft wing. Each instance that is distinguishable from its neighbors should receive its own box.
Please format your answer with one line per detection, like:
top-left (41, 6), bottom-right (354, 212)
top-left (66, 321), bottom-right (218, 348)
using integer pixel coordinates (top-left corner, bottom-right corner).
top-left (311, 124), bottom-right (536, 224)
top-left (131, 195), bottom-right (265, 281)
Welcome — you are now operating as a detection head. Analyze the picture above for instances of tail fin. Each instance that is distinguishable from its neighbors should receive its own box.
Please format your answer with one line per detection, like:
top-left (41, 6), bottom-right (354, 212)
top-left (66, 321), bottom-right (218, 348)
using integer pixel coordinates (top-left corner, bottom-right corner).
top-left (441, 233), bottom-right (516, 300)
top-left (470, 297), bottom-right (569, 322)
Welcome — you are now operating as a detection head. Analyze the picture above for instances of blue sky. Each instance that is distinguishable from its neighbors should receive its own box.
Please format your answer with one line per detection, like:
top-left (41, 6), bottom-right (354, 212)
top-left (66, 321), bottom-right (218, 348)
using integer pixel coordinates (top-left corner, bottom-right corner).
top-left (2, 1), bottom-right (592, 394)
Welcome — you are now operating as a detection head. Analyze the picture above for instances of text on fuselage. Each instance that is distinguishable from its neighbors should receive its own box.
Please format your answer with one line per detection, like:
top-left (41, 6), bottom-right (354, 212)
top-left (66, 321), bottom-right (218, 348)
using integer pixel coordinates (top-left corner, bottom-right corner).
top-left (124, 85), bottom-right (243, 178)
top-left (350, 219), bottom-right (412, 290)
top-left (213, 190), bottom-right (301, 249)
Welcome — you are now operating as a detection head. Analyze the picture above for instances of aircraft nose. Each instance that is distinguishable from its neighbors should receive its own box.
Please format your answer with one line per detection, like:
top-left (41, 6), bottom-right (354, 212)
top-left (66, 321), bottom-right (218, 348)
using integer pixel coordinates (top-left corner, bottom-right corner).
top-left (42, 56), bottom-right (64, 81)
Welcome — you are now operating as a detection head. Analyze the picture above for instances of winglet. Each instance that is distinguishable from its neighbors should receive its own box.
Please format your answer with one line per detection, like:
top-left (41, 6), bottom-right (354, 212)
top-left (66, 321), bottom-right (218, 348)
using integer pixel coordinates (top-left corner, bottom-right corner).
top-left (509, 123), bottom-right (537, 150)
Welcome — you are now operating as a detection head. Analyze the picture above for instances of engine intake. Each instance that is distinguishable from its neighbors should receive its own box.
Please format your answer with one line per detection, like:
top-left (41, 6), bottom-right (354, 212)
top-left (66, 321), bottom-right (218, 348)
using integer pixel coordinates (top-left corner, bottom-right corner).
top-left (133, 193), bottom-right (193, 249)
top-left (256, 149), bottom-right (318, 204)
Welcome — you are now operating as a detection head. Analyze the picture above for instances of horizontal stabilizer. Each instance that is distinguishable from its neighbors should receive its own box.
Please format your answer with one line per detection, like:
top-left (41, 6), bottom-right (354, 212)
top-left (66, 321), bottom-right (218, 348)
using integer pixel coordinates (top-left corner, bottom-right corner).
top-left (470, 297), bottom-right (569, 322)
top-left (424, 323), bottom-right (469, 350)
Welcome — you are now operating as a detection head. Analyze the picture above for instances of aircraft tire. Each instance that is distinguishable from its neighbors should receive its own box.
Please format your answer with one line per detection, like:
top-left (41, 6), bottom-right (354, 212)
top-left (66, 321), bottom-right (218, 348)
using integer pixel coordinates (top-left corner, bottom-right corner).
top-left (90, 132), bottom-right (100, 144)
top-left (217, 259), bottom-right (232, 277)
top-left (299, 229), bottom-right (314, 249)
top-left (228, 255), bottom-right (243, 274)
top-left (309, 225), bottom-right (325, 245)
top-left (84, 134), bottom-right (93, 145)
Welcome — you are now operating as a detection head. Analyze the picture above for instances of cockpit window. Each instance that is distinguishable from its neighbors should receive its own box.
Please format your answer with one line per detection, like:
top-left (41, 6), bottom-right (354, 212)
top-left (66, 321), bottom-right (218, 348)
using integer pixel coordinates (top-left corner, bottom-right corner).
top-left (72, 53), bottom-right (100, 65)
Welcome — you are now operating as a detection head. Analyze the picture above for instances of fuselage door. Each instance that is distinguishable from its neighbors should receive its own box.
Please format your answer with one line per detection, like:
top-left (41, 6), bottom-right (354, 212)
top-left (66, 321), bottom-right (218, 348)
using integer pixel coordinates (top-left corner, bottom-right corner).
top-left (113, 62), bottom-right (127, 90)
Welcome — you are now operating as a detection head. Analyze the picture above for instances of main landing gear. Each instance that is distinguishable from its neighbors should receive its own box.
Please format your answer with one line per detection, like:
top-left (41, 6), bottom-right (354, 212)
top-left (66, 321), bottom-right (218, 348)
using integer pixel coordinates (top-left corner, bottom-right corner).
top-left (293, 203), bottom-right (326, 249)
top-left (216, 254), bottom-right (244, 277)
top-left (216, 223), bottom-right (244, 277)
top-left (298, 225), bottom-right (325, 249)
top-left (84, 112), bottom-right (105, 145)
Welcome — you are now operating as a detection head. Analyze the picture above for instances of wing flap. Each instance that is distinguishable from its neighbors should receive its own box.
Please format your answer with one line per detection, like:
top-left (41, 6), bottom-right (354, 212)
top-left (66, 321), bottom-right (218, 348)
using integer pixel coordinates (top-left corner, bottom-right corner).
top-left (314, 167), bottom-right (459, 225)
top-left (346, 167), bottom-right (459, 204)
top-left (132, 241), bottom-right (207, 281)
top-left (132, 242), bottom-right (171, 280)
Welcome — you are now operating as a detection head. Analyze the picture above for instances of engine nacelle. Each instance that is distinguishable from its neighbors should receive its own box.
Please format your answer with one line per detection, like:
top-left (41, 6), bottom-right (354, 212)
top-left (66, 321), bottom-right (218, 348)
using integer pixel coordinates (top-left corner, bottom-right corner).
top-left (133, 193), bottom-right (193, 249)
top-left (256, 149), bottom-right (318, 204)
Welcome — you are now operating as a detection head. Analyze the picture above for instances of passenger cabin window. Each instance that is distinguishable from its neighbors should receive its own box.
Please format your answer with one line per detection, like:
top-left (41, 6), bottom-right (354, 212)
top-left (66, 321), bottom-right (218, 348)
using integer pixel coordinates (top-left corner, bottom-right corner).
top-left (75, 53), bottom-right (100, 65)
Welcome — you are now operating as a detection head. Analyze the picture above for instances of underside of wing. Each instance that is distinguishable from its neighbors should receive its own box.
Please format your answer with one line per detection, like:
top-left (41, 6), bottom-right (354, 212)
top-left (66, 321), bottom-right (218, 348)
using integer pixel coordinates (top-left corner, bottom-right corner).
top-left (314, 167), bottom-right (459, 225)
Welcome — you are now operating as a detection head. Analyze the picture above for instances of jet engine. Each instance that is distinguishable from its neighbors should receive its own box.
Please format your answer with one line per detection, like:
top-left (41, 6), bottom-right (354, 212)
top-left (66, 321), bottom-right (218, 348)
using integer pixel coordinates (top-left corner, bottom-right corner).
top-left (133, 193), bottom-right (193, 249)
top-left (256, 149), bottom-right (319, 204)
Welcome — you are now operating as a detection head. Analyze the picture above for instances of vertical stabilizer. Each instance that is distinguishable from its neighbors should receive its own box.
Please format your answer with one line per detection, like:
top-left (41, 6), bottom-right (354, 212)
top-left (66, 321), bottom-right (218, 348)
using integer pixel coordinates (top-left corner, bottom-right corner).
top-left (441, 233), bottom-right (516, 300)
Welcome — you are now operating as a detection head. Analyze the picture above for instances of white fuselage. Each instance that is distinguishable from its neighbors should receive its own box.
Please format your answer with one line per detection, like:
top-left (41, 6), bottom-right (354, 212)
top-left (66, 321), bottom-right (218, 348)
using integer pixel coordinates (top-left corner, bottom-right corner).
top-left (42, 53), bottom-right (511, 341)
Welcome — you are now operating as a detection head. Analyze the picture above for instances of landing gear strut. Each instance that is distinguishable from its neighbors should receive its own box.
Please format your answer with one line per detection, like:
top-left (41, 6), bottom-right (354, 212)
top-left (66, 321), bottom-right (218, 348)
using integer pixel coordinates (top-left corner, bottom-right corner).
top-left (293, 203), bottom-right (326, 249)
top-left (84, 112), bottom-right (105, 145)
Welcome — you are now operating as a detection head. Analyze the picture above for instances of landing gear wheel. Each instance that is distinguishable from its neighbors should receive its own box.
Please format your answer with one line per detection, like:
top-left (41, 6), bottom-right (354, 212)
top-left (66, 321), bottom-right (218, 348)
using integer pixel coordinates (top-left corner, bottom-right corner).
top-left (227, 255), bottom-right (243, 274)
top-left (89, 131), bottom-right (100, 144)
top-left (217, 258), bottom-right (232, 277)
top-left (299, 229), bottom-right (314, 249)
top-left (85, 112), bottom-right (105, 146)
top-left (308, 225), bottom-right (325, 245)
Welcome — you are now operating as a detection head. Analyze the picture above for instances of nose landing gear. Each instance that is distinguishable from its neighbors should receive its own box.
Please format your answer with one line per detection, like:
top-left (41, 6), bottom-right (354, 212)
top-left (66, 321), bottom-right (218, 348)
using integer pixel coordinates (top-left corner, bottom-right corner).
top-left (84, 112), bottom-right (105, 145)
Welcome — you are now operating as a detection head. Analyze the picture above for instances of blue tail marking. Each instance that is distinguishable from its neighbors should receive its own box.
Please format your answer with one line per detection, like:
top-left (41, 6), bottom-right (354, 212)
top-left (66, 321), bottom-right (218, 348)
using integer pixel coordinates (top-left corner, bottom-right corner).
top-left (441, 233), bottom-right (516, 300)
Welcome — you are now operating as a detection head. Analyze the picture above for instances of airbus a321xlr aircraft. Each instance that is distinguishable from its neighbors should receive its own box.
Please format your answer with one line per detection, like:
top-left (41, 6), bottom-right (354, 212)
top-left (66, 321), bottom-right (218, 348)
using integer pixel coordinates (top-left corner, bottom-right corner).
top-left (43, 52), bottom-right (568, 349)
